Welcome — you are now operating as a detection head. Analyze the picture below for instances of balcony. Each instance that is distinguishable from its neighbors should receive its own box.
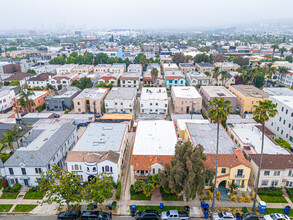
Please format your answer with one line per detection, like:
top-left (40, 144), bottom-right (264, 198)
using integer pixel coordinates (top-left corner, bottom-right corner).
top-left (85, 169), bottom-right (98, 176)
top-left (235, 175), bottom-right (245, 178)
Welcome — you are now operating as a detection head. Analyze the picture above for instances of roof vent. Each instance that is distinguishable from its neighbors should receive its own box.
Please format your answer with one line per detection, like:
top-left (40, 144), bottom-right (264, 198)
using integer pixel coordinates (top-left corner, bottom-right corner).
top-left (17, 155), bottom-right (19, 159)
top-left (31, 155), bottom-right (34, 159)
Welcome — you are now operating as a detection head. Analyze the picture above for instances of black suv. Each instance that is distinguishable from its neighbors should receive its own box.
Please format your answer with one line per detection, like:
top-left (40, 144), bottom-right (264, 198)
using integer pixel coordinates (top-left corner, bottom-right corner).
top-left (57, 210), bottom-right (81, 219)
top-left (135, 210), bottom-right (160, 220)
top-left (81, 210), bottom-right (112, 220)
top-left (242, 213), bottom-right (259, 220)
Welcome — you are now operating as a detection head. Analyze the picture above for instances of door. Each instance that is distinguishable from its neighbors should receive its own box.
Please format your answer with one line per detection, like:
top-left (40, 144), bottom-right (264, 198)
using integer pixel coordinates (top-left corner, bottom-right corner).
top-left (24, 179), bottom-right (29, 186)
top-left (186, 106), bottom-right (189, 113)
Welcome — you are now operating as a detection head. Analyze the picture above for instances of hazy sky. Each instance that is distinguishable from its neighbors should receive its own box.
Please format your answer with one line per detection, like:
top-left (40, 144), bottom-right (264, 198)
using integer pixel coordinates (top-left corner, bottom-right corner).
top-left (2, 0), bottom-right (293, 30)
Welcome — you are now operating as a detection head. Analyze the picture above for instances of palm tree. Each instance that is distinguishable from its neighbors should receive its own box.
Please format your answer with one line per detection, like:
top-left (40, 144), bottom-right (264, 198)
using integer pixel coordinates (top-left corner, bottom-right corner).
top-left (228, 183), bottom-right (238, 194)
top-left (271, 44), bottom-right (279, 59)
top-left (290, 47), bottom-right (293, 55)
top-left (17, 90), bottom-right (35, 112)
top-left (220, 71), bottom-right (228, 86)
top-left (279, 47), bottom-right (287, 58)
top-left (0, 124), bottom-right (27, 151)
top-left (278, 66), bottom-right (289, 81)
top-left (207, 97), bottom-right (232, 212)
top-left (151, 68), bottom-right (159, 87)
top-left (252, 100), bottom-right (278, 212)
top-left (212, 67), bottom-right (220, 85)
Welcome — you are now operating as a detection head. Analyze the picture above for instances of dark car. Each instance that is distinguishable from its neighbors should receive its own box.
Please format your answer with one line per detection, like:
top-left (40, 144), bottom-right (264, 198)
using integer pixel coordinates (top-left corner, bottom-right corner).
top-left (57, 210), bottom-right (81, 220)
top-left (135, 209), bottom-right (160, 220)
top-left (81, 210), bottom-right (112, 220)
top-left (242, 213), bottom-right (259, 220)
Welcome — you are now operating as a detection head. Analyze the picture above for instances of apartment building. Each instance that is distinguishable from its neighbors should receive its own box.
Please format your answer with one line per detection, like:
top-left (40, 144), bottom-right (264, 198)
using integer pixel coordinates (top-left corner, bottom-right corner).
top-left (267, 96), bottom-right (293, 145)
top-left (48, 75), bottom-right (72, 89)
top-left (127, 64), bottom-right (143, 75)
top-left (94, 64), bottom-right (111, 74)
top-left (105, 87), bottom-right (137, 113)
top-left (164, 70), bottom-right (186, 89)
top-left (214, 62), bottom-right (240, 72)
top-left (45, 87), bottom-right (80, 111)
top-left (56, 64), bottom-right (78, 75)
top-left (109, 63), bottom-right (126, 75)
top-left (186, 71), bottom-right (210, 87)
top-left (0, 87), bottom-right (16, 113)
top-left (73, 88), bottom-right (109, 114)
top-left (277, 72), bottom-right (293, 87)
top-left (4, 72), bottom-right (35, 86)
top-left (71, 65), bottom-right (94, 74)
top-left (249, 154), bottom-right (293, 188)
top-left (162, 63), bottom-right (179, 73)
top-left (179, 63), bottom-right (196, 75)
top-left (66, 123), bottom-right (128, 182)
top-left (171, 86), bottom-right (202, 114)
top-left (1, 123), bottom-right (77, 186)
top-left (97, 72), bottom-right (121, 86)
top-left (229, 85), bottom-right (269, 115)
top-left (27, 72), bottom-right (56, 88)
top-left (33, 65), bottom-right (61, 75)
top-left (195, 62), bottom-right (214, 73)
top-left (120, 72), bottom-right (140, 88)
top-left (13, 90), bottom-right (50, 113)
top-left (142, 43), bottom-right (160, 54)
top-left (200, 86), bottom-right (237, 112)
top-left (130, 120), bottom-right (178, 184)
top-left (140, 87), bottom-right (168, 114)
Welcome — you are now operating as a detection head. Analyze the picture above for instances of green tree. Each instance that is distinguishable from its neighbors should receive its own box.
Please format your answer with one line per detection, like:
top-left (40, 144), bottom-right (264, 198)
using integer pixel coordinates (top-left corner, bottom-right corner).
top-left (207, 97), bottom-right (232, 211)
top-left (194, 54), bottom-right (210, 63)
top-left (94, 53), bottom-right (110, 64)
top-left (49, 54), bottom-right (66, 65)
top-left (285, 55), bottom-right (293, 63)
top-left (17, 90), bottom-right (35, 112)
top-left (235, 56), bottom-right (249, 66)
top-left (228, 183), bottom-right (238, 193)
top-left (6, 46), bottom-right (17, 51)
top-left (279, 47), bottom-right (287, 58)
top-left (71, 78), bottom-right (93, 90)
top-left (84, 174), bottom-right (114, 209)
top-left (252, 100), bottom-right (278, 212)
top-left (212, 67), bottom-right (220, 83)
top-left (160, 142), bottom-right (211, 201)
top-left (220, 70), bottom-right (228, 86)
top-left (0, 124), bottom-right (26, 151)
top-left (172, 53), bottom-right (186, 65)
top-left (95, 83), bottom-right (108, 88)
top-left (204, 71), bottom-right (210, 77)
top-left (143, 183), bottom-right (155, 197)
top-left (36, 164), bottom-right (83, 211)
top-left (213, 54), bottom-right (226, 63)
top-left (151, 68), bottom-right (159, 86)
top-left (9, 80), bottom-right (20, 86)
top-left (271, 44), bottom-right (279, 59)
top-left (133, 180), bottom-right (145, 193)
top-left (27, 69), bottom-right (36, 74)
top-left (253, 72), bottom-right (265, 88)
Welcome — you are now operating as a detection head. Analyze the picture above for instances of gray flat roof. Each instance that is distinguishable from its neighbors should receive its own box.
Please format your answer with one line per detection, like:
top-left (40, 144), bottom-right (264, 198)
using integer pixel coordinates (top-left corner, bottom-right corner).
top-left (171, 114), bottom-right (204, 120)
top-left (263, 87), bottom-right (293, 96)
top-left (72, 123), bottom-right (128, 152)
top-left (105, 87), bottom-right (137, 100)
top-left (226, 115), bottom-right (256, 124)
top-left (230, 85), bottom-right (269, 98)
top-left (186, 123), bottom-right (236, 154)
top-left (74, 88), bottom-right (108, 100)
top-left (201, 86), bottom-right (236, 98)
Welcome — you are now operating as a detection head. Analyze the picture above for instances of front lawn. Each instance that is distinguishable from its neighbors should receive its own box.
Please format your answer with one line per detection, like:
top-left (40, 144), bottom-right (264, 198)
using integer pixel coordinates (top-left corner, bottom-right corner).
top-left (0, 204), bottom-right (13, 212)
top-left (0, 192), bottom-right (19, 199)
top-left (214, 207), bottom-right (293, 217)
top-left (265, 208), bottom-right (293, 217)
top-left (131, 192), bottom-right (151, 200)
top-left (160, 188), bottom-right (183, 201)
top-left (130, 206), bottom-right (186, 214)
top-left (258, 194), bottom-right (287, 203)
top-left (12, 205), bottom-right (38, 213)
top-left (23, 189), bottom-right (46, 200)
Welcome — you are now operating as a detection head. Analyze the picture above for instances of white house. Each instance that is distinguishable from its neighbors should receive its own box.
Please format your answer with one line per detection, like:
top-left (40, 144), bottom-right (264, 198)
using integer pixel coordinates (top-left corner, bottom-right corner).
top-left (127, 64), bottom-right (142, 75)
top-left (1, 123), bottom-right (77, 186)
top-left (56, 64), bottom-right (78, 75)
top-left (277, 72), bottom-right (293, 87)
top-left (65, 123), bottom-right (128, 182)
top-left (33, 65), bottom-right (61, 75)
top-left (0, 87), bottom-right (16, 113)
top-left (140, 87), bottom-right (168, 114)
top-left (27, 72), bottom-right (56, 88)
top-left (105, 87), bottom-right (137, 113)
top-left (120, 72), bottom-right (140, 88)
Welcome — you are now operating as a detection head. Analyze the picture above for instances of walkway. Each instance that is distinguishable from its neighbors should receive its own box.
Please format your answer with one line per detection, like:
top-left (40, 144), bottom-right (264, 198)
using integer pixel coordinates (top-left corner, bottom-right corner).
top-left (151, 188), bottom-right (162, 201)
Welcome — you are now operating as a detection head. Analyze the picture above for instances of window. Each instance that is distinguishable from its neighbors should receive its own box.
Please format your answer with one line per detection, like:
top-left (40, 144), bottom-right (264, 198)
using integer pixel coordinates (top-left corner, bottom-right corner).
top-left (110, 167), bottom-right (113, 173)
top-left (221, 168), bottom-right (226, 174)
top-left (279, 117), bottom-right (282, 122)
top-left (165, 104), bottom-right (167, 107)
top-left (77, 102), bottom-right (80, 105)
top-left (35, 168), bottom-right (42, 174)
top-left (261, 180), bottom-right (268, 186)
top-left (252, 101), bottom-right (254, 104)
top-left (274, 171), bottom-right (280, 176)
top-left (102, 167), bottom-right (104, 172)
top-left (284, 120), bottom-right (286, 125)
top-left (281, 107), bottom-right (284, 111)
top-left (105, 166), bottom-right (109, 172)
top-left (289, 124), bottom-right (291, 128)
top-left (9, 168), bottom-right (14, 175)
top-left (271, 181), bottom-right (278, 187)
top-left (237, 169), bottom-right (243, 176)
top-left (289, 170), bottom-right (292, 177)
top-left (21, 168), bottom-right (26, 175)
top-left (93, 167), bottom-right (96, 171)
top-left (286, 109), bottom-right (288, 114)
top-left (271, 122), bottom-right (273, 126)
top-left (264, 171), bottom-right (270, 176)
top-left (153, 169), bottom-right (155, 174)
top-left (277, 127), bottom-right (279, 131)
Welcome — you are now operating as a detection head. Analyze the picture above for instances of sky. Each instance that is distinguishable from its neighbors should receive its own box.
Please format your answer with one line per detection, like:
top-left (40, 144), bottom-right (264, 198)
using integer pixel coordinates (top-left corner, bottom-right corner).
top-left (1, 0), bottom-right (293, 30)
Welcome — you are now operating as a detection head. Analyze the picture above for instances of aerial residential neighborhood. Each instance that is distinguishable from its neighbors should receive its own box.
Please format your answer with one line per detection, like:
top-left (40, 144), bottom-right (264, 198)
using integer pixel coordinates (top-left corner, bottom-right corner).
top-left (1, 1), bottom-right (293, 219)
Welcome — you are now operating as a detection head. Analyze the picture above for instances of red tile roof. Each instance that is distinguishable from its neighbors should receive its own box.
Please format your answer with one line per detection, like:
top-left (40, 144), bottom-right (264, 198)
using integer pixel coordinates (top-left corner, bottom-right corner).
top-left (4, 72), bottom-right (35, 81)
top-left (131, 155), bottom-right (173, 171)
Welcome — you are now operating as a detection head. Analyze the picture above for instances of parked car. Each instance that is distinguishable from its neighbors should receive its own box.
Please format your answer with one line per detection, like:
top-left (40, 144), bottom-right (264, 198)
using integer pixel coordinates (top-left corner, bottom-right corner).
top-left (212, 212), bottom-right (236, 220)
top-left (161, 210), bottom-right (189, 220)
top-left (242, 213), bottom-right (259, 220)
top-left (263, 213), bottom-right (290, 220)
top-left (135, 209), bottom-right (160, 220)
top-left (57, 210), bottom-right (81, 220)
top-left (81, 210), bottom-right (112, 220)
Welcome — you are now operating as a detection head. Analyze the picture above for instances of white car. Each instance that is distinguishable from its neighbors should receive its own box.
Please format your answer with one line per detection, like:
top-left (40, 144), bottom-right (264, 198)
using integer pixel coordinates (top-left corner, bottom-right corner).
top-left (263, 213), bottom-right (290, 220)
top-left (211, 212), bottom-right (236, 220)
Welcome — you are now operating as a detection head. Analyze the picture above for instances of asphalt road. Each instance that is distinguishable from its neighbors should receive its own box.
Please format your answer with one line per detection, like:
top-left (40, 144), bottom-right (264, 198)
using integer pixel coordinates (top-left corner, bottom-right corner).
top-left (0, 216), bottom-right (135, 220)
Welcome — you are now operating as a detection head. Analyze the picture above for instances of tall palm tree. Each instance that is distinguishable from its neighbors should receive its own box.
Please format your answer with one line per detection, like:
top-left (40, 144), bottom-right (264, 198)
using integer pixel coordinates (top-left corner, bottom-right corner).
top-left (252, 100), bottom-right (278, 212)
top-left (151, 68), bottom-right (159, 87)
top-left (271, 44), bottom-right (279, 59)
top-left (212, 67), bottom-right (220, 85)
top-left (220, 70), bottom-right (228, 86)
top-left (0, 124), bottom-right (27, 151)
top-left (207, 97), bottom-right (232, 212)
top-left (17, 90), bottom-right (35, 112)
top-left (279, 47), bottom-right (287, 58)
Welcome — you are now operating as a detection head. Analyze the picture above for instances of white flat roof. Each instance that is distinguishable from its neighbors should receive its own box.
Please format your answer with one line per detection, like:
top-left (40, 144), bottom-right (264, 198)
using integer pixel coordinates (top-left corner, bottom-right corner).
top-left (263, 88), bottom-right (293, 96)
top-left (270, 96), bottom-right (293, 109)
top-left (231, 123), bottom-right (290, 155)
top-left (201, 86), bottom-right (236, 98)
top-left (16, 91), bottom-right (47, 100)
top-left (132, 120), bottom-right (178, 156)
top-left (22, 113), bottom-right (54, 118)
top-left (177, 119), bottom-right (209, 131)
top-left (141, 87), bottom-right (168, 100)
top-left (172, 86), bottom-right (201, 99)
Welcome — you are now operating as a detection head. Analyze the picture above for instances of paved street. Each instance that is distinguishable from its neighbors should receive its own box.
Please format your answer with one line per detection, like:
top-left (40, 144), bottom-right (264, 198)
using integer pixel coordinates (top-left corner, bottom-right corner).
top-left (0, 216), bottom-right (136, 220)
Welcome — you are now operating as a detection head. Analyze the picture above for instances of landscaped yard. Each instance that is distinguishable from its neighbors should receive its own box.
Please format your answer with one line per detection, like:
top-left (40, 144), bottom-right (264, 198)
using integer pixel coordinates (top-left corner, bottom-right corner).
top-left (160, 188), bottom-right (183, 201)
top-left (0, 192), bottom-right (19, 199)
top-left (264, 208), bottom-right (293, 217)
top-left (23, 189), bottom-right (46, 200)
top-left (130, 206), bottom-right (186, 214)
top-left (258, 194), bottom-right (287, 203)
top-left (0, 204), bottom-right (13, 212)
top-left (214, 207), bottom-right (293, 217)
top-left (12, 205), bottom-right (38, 213)
top-left (131, 192), bottom-right (151, 200)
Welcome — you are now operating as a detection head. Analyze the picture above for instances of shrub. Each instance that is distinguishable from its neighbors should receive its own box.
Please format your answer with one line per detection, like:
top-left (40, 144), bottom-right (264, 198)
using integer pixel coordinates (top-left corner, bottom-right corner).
top-left (216, 195), bottom-right (221, 201)
top-left (12, 183), bottom-right (21, 192)
top-left (242, 207), bottom-right (248, 213)
top-left (0, 153), bottom-right (11, 163)
top-left (231, 195), bottom-right (237, 202)
top-left (242, 193), bottom-right (246, 197)
top-left (31, 186), bottom-right (40, 192)
top-left (250, 191), bottom-right (253, 196)
top-left (275, 138), bottom-right (292, 151)
top-left (257, 187), bottom-right (283, 196)
top-left (115, 182), bottom-right (121, 200)
top-left (143, 183), bottom-right (155, 197)
top-left (133, 180), bottom-right (145, 193)
top-left (87, 203), bottom-right (95, 210)
top-left (2, 179), bottom-right (8, 188)
top-left (36, 104), bottom-right (46, 112)
top-left (64, 109), bottom-right (70, 114)
top-left (207, 190), bottom-right (213, 200)
top-left (130, 185), bottom-right (136, 196)
top-left (238, 198), bottom-right (242, 202)
top-left (243, 196), bottom-right (250, 202)
top-left (216, 192), bottom-right (221, 196)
